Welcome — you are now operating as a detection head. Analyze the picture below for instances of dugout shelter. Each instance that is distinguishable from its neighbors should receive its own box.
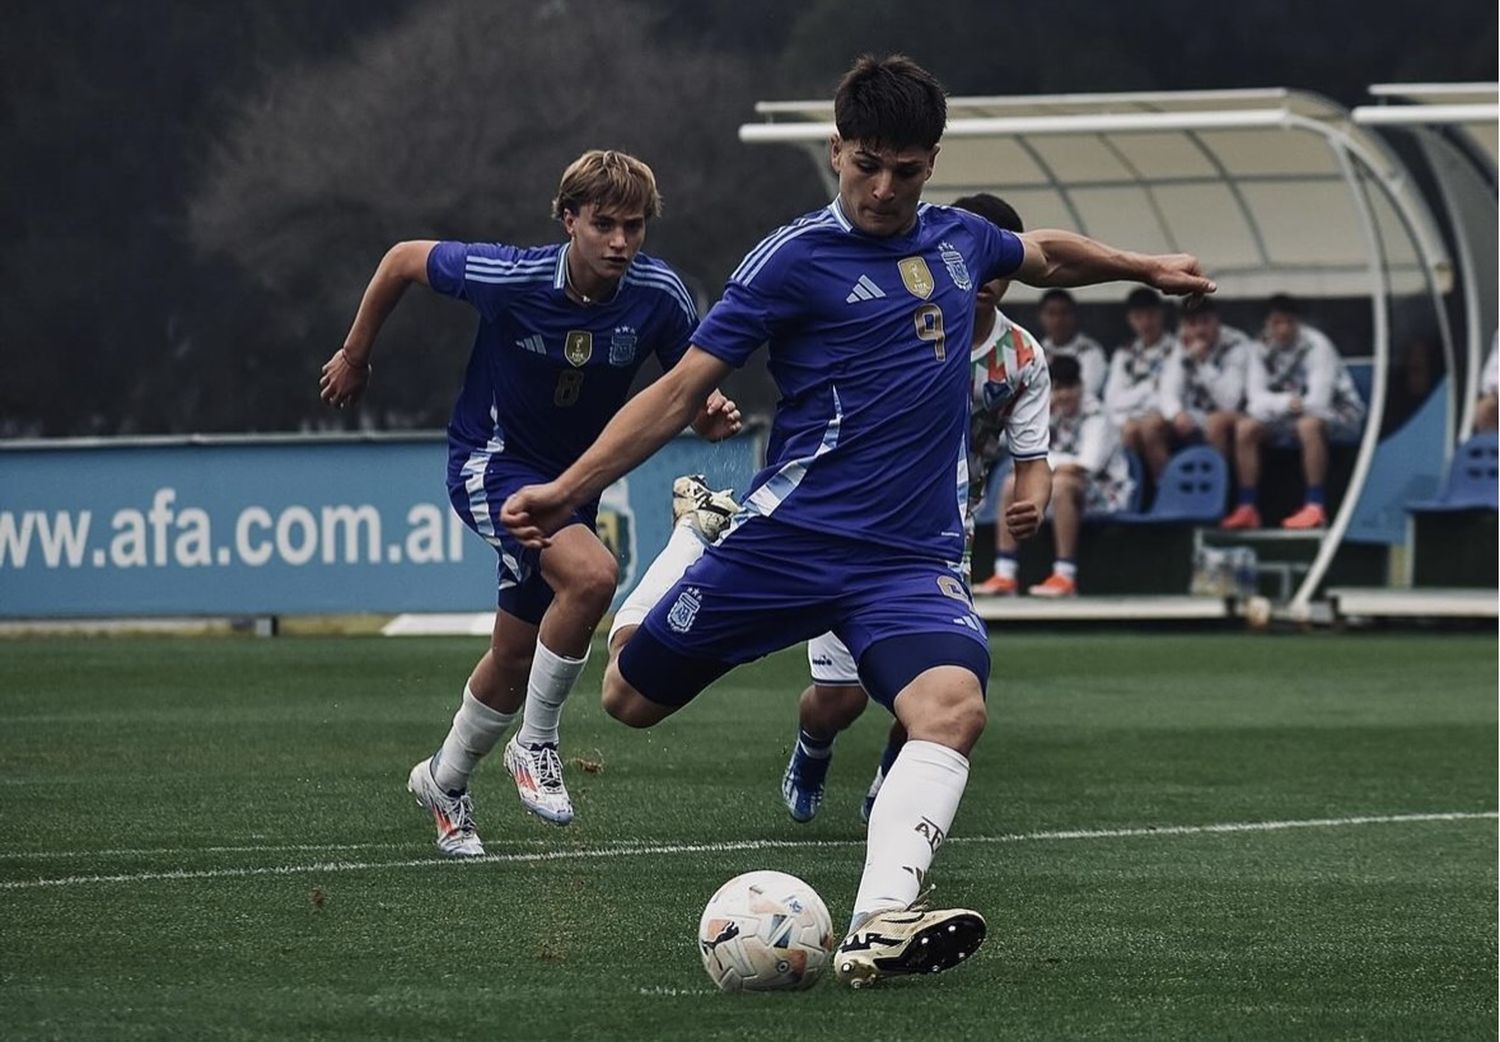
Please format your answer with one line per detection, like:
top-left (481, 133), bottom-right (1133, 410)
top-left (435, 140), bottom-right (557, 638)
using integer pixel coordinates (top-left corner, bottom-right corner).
top-left (739, 87), bottom-right (1497, 620)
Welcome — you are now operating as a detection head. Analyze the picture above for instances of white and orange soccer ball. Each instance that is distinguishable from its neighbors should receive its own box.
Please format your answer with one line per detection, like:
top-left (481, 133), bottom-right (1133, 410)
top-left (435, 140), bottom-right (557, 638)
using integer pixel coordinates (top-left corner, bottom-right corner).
top-left (697, 870), bottom-right (835, 992)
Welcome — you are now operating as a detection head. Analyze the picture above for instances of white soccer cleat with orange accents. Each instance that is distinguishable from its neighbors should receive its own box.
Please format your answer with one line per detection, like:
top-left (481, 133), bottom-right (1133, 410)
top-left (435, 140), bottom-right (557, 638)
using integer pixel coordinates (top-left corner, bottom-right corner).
top-left (406, 757), bottom-right (485, 858)
top-left (502, 736), bottom-right (574, 825)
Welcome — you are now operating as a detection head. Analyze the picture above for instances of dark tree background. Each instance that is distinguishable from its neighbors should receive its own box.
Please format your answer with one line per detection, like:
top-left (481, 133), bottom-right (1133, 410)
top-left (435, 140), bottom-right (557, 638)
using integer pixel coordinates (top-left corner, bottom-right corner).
top-left (1, 0), bottom-right (1494, 436)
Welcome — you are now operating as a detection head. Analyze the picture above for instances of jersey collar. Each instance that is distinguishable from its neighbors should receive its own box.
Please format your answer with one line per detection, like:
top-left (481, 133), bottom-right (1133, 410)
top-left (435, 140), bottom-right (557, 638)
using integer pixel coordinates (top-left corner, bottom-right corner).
top-left (827, 197), bottom-right (927, 241)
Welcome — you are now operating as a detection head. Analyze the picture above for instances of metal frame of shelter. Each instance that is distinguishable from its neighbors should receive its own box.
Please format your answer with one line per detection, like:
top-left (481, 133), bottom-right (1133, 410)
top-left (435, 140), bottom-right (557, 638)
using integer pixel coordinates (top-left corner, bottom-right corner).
top-left (738, 88), bottom-right (1464, 614)
top-left (1353, 83), bottom-right (1499, 440)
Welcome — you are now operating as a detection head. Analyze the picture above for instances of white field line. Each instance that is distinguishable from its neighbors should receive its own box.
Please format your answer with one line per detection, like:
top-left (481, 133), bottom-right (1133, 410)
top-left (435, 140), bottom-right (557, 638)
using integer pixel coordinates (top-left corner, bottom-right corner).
top-left (0, 838), bottom-right (668, 860)
top-left (0, 811), bottom-right (1492, 892)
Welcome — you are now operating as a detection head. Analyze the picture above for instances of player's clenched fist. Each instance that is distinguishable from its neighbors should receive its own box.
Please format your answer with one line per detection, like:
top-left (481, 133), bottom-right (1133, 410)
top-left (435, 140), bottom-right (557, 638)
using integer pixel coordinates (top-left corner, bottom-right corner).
top-left (1004, 500), bottom-right (1042, 541)
top-left (502, 482), bottom-right (573, 549)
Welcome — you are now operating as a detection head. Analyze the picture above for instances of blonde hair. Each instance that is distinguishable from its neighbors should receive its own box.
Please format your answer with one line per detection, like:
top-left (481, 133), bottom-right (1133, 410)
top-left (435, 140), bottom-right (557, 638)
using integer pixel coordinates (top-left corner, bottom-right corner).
top-left (551, 149), bottom-right (662, 221)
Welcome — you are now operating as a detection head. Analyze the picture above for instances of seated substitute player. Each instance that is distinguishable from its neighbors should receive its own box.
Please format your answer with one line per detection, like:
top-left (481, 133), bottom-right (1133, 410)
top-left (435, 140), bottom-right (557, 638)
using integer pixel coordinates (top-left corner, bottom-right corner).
top-left (502, 55), bottom-right (1213, 987)
top-left (1222, 293), bottom-right (1365, 530)
top-left (1004, 355), bottom-right (1135, 598)
top-left (1037, 288), bottom-right (1108, 401)
top-left (1157, 297), bottom-right (1250, 463)
top-left (318, 149), bottom-right (740, 856)
top-left (1104, 287), bottom-right (1177, 480)
top-left (1475, 333), bottom-right (1498, 433)
top-left (779, 192), bottom-right (1052, 824)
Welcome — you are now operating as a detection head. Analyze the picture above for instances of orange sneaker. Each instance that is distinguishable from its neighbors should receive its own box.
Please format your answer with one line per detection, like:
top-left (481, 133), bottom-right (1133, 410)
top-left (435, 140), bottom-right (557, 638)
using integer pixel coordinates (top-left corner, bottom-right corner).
top-left (1028, 572), bottom-right (1077, 598)
top-left (974, 574), bottom-right (1018, 596)
top-left (1220, 504), bottom-right (1261, 530)
top-left (1282, 503), bottom-right (1327, 529)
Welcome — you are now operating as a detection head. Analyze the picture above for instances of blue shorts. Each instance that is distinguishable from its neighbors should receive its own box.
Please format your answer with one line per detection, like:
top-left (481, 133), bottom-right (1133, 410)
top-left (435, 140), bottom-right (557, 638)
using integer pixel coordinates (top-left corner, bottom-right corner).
top-left (447, 453), bottom-right (598, 625)
top-left (622, 516), bottom-right (990, 709)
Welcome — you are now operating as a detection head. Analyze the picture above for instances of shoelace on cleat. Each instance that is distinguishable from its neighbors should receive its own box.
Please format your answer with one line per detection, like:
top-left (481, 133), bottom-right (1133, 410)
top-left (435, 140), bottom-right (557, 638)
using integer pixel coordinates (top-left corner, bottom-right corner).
top-left (532, 745), bottom-right (565, 792)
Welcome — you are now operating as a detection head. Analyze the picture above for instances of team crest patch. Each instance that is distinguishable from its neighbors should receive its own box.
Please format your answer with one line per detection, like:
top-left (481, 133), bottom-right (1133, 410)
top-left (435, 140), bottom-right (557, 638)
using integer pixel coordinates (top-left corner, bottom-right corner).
top-left (609, 325), bottom-right (638, 367)
top-left (564, 330), bottom-right (593, 367)
top-left (939, 242), bottom-right (972, 291)
top-left (898, 256), bottom-right (935, 300)
top-left (667, 587), bottom-right (702, 633)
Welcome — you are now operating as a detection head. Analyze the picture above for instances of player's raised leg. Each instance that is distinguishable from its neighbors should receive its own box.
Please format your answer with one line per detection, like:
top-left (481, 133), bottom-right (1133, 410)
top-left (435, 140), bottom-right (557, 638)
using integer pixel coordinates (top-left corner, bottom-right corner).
top-left (502, 522), bottom-right (618, 826)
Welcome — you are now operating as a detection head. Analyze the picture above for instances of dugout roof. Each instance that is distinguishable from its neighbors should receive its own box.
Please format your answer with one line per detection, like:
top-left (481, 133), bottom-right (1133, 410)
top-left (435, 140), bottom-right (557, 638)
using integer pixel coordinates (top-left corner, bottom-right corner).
top-left (741, 88), bottom-right (1451, 303)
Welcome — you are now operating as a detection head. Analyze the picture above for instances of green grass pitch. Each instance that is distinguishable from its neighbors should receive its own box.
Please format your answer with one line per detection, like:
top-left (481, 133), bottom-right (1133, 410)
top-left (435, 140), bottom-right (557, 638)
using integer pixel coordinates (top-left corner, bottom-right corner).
top-left (1, 631), bottom-right (1495, 1040)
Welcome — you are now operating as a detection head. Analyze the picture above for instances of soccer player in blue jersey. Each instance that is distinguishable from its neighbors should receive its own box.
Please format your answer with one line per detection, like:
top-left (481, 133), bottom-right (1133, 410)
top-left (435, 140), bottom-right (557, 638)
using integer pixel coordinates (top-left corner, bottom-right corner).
top-left (319, 150), bottom-right (740, 857)
top-left (503, 57), bottom-right (1214, 986)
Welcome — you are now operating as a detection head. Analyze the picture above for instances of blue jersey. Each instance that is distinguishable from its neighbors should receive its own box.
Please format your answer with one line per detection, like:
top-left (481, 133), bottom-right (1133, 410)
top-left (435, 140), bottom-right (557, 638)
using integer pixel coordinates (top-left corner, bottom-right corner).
top-left (427, 241), bottom-right (697, 480)
top-left (692, 200), bottom-right (1024, 562)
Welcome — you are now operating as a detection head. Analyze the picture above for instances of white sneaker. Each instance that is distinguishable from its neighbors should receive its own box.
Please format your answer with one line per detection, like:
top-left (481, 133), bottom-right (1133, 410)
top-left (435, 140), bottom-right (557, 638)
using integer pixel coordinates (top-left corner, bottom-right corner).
top-left (671, 474), bottom-right (740, 543)
top-left (406, 757), bottom-right (485, 857)
top-left (834, 906), bottom-right (987, 988)
top-left (502, 736), bottom-right (574, 825)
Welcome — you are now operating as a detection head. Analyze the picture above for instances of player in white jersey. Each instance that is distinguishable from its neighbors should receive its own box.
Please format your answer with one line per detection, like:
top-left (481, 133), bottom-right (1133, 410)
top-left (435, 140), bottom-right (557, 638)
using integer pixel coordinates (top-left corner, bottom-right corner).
top-left (1223, 293), bottom-right (1365, 530)
top-left (1020, 355), bottom-right (1136, 597)
top-left (1105, 287), bottom-right (1178, 480)
top-left (1038, 288), bottom-right (1108, 401)
top-left (780, 193), bottom-right (1051, 823)
top-left (1158, 297), bottom-right (1250, 462)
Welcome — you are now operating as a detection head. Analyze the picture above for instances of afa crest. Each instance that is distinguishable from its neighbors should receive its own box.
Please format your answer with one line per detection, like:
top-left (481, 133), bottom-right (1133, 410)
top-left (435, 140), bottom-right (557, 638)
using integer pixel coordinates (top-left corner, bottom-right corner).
top-left (939, 242), bottom-right (972, 291)
top-left (609, 325), bottom-right (638, 367)
top-left (897, 256), bottom-right (936, 300)
top-left (667, 587), bottom-right (703, 633)
top-left (564, 330), bottom-right (594, 367)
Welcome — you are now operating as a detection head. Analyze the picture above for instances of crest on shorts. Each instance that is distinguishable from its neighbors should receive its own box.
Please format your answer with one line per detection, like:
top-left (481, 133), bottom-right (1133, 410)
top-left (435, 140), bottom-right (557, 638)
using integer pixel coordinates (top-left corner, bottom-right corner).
top-left (609, 325), bottom-right (638, 367)
top-left (939, 242), bottom-right (972, 291)
top-left (667, 587), bottom-right (702, 633)
top-left (898, 256), bottom-right (935, 300)
top-left (565, 330), bottom-right (593, 367)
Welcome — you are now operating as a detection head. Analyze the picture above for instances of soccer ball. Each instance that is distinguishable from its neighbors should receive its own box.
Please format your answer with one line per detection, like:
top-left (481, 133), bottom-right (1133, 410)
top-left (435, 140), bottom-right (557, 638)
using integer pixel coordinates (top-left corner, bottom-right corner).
top-left (698, 870), bottom-right (835, 992)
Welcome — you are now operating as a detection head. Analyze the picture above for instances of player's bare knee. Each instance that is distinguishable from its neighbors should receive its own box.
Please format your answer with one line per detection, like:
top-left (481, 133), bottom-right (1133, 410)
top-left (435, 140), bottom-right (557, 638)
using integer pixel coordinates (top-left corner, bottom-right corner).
top-left (1296, 414), bottom-right (1324, 440)
top-left (911, 693), bottom-right (986, 752)
top-left (1236, 416), bottom-right (1263, 442)
top-left (565, 555), bottom-right (619, 614)
top-left (600, 667), bottom-right (650, 728)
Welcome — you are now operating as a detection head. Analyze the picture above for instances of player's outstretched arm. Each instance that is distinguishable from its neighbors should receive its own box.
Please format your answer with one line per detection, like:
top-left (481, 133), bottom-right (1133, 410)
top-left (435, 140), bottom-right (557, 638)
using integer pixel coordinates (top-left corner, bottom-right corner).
top-left (1004, 457), bottom-right (1052, 542)
top-left (1015, 230), bottom-right (1216, 300)
top-left (320, 240), bottom-right (437, 408)
top-left (503, 347), bottom-right (734, 548)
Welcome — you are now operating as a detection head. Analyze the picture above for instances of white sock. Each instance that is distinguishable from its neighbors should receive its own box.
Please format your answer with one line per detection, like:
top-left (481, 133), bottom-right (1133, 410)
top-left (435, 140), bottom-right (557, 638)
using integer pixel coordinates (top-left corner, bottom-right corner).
top-left (994, 555), bottom-right (1018, 580)
top-left (515, 641), bottom-right (588, 748)
top-left (1054, 559), bottom-right (1078, 581)
top-left (850, 739), bottom-right (970, 931)
top-left (431, 686), bottom-right (516, 793)
top-left (608, 519), bottom-right (708, 643)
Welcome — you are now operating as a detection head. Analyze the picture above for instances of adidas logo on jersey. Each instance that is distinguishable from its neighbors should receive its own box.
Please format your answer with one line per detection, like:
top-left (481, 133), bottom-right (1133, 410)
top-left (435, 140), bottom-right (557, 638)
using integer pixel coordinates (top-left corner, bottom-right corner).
top-left (516, 334), bottom-right (546, 355)
top-left (845, 275), bottom-right (886, 304)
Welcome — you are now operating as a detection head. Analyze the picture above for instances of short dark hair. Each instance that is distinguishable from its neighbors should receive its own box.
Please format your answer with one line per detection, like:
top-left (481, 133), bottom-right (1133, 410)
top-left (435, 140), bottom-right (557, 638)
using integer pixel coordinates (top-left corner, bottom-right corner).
top-left (952, 193), bottom-right (1023, 233)
top-left (1049, 354), bottom-right (1082, 388)
top-left (1040, 288), bottom-right (1076, 309)
top-left (1125, 287), bottom-right (1164, 311)
top-left (1181, 295), bottom-right (1218, 316)
top-left (1267, 293), bottom-right (1299, 316)
top-left (834, 54), bottom-right (947, 152)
